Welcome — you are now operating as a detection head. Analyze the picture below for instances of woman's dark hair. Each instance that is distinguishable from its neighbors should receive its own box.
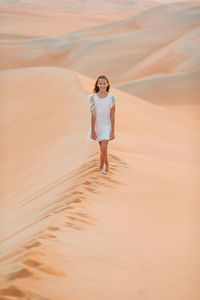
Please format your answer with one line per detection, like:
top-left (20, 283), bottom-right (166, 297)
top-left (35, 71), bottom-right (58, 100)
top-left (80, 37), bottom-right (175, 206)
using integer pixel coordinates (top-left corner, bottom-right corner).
top-left (93, 75), bottom-right (110, 93)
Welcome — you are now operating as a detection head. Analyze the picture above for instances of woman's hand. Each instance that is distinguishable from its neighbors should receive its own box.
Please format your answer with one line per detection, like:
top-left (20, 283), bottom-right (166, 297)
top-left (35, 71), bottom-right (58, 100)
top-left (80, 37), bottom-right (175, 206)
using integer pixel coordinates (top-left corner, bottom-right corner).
top-left (110, 130), bottom-right (115, 140)
top-left (91, 130), bottom-right (97, 140)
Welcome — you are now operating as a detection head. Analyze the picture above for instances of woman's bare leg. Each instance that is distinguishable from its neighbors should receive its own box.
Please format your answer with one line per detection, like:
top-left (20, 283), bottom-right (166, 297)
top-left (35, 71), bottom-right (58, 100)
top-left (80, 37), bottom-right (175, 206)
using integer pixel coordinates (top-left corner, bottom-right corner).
top-left (104, 147), bottom-right (108, 166)
top-left (98, 141), bottom-right (103, 170)
top-left (104, 142), bottom-right (109, 172)
top-left (99, 140), bottom-right (109, 170)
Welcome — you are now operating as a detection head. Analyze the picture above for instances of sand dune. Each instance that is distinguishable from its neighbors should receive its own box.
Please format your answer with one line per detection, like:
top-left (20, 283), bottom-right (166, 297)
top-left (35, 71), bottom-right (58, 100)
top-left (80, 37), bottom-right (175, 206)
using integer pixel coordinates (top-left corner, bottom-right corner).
top-left (1, 1), bottom-right (200, 299)
top-left (1, 1), bottom-right (199, 124)
top-left (0, 5), bottom-right (135, 37)
top-left (0, 0), bottom-right (158, 13)
top-left (1, 2), bottom-right (199, 80)
top-left (114, 70), bottom-right (200, 121)
top-left (0, 0), bottom-right (159, 40)
top-left (63, 1), bottom-right (200, 81)
top-left (116, 24), bottom-right (200, 82)
top-left (0, 66), bottom-right (200, 299)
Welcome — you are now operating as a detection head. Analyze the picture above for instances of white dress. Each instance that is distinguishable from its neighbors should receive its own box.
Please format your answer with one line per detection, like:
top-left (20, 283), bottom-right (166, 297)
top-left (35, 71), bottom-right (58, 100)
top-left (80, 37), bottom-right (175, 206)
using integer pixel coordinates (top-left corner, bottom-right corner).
top-left (86, 92), bottom-right (116, 142)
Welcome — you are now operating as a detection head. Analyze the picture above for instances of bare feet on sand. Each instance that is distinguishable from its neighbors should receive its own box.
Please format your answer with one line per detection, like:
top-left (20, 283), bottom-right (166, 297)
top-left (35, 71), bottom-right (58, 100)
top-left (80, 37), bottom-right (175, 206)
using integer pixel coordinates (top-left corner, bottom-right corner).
top-left (105, 163), bottom-right (109, 173)
top-left (99, 168), bottom-right (106, 174)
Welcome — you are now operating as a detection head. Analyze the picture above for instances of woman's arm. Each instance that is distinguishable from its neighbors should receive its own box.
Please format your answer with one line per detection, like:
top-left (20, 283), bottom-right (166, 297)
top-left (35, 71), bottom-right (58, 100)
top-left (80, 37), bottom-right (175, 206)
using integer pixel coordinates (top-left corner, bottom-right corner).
top-left (110, 94), bottom-right (116, 140)
top-left (110, 105), bottom-right (115, 133)
top-left (91, 113), bottom-right (97, 140)
top-left (91, 113), bottom-right (96, 134)
top-left (89, 95), bottom-right (97, 139)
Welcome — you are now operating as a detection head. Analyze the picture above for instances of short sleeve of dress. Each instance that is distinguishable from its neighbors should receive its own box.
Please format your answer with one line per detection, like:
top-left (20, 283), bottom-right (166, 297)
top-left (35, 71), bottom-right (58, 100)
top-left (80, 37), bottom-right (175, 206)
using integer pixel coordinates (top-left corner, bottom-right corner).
top-left (111, 94), bottom-right (116, 108)
top-left (88, 94), bottom-right (96, 118)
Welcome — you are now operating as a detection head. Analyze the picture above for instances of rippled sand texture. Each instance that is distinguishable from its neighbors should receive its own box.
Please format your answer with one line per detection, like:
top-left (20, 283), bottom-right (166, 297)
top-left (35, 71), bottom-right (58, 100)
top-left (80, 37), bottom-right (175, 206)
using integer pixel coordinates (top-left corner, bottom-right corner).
top-left (0, 1), bottom-right (200, 300)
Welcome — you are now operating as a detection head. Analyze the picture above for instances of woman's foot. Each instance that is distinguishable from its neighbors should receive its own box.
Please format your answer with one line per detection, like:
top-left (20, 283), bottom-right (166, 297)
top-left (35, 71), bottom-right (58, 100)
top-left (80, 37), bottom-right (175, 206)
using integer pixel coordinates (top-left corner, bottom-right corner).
top-left (105, 163), bottom-right (109, 173)
top-left (99, 168), bottom-right (106, 174)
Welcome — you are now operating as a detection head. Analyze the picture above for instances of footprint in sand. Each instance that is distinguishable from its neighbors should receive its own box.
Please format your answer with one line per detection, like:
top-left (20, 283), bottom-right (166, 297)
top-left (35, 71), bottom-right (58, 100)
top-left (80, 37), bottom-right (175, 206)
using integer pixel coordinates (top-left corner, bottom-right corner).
top-left (54, 206), bottom-right (67, 213)
top-left (86, 187), bottom-right (97, 193)
top-left (0, 285), bottom-right (25, 298)
top-left (65, 211), bottom-right (96, 230)
top-left (22, 259), bottom-right (42, 267)
top-left (0, 284), bottom-right (52, 299)
top-left (84, 180), bottom-right (92, 185)
top-left (70, 190), bottom-right (84, 195)
top-left (21, 259), bottom-right (67, 278)
top-left (66, 205), bottom-right (74, 209)
top-left (38, 265), bottom-right (67, 277)
top-left (47, 226), bottom-right (59, 232)
top-left (53, 204), bottom-right (75, 215)
top-left (39, 233), bottom-right (57, 240)
top-left (67, 215), bottom-right (77, 220)
top-left (64, 222), bottom-right (85, 230)
top-left (24, 241), bottom-right (41, 250)
top-left (7, 268), bottom-right (33, 281)
top-left (73, 212), bottom-right (96, 222)
top-left (68, 198), bottom-right (82, 204)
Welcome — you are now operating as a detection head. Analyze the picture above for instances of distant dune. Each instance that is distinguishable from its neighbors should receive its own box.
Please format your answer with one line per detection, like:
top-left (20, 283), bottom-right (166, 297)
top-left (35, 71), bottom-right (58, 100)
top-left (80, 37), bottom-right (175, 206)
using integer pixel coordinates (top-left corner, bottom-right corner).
top-left (1, 1), bottom-right (199, 121)
top-left (114, 70), bottom-right (200, 121)
top-left (0, 5), bottom-right (135, 37)
top-left (1, 2), bottom-right (199, 78)
top-left (0, 0), bottom-right (159, 12)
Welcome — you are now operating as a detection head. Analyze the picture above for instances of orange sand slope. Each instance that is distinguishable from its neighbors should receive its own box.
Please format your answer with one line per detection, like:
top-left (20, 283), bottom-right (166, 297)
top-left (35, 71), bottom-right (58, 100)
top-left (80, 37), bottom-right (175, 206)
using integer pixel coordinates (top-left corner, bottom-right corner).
top-left (0, 66), bottom-right (200, 299)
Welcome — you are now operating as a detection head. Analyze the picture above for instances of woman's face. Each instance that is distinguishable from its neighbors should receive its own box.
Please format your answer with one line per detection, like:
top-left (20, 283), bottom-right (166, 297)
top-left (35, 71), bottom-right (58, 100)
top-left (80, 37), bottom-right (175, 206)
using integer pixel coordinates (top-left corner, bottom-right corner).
top-left (97, 78), bottom-right (108, 91)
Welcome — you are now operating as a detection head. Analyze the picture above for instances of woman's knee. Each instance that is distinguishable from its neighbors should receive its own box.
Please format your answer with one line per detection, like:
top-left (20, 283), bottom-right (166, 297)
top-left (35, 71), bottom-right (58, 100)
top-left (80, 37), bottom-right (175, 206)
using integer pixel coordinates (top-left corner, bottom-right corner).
top-left (100, 140), bottom-right (108, 151)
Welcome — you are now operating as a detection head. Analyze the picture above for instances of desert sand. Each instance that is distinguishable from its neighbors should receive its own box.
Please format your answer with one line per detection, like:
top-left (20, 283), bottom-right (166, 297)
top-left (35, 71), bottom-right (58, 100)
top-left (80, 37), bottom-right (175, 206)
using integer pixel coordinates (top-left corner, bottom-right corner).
top-left (0, 1), bottom-right (200, 300)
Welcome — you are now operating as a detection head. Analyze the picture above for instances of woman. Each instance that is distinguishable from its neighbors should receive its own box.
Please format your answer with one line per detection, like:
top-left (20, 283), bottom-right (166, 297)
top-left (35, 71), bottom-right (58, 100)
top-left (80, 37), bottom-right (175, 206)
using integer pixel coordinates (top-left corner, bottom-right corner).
top-left (86, 75), bottom-right (116, 174)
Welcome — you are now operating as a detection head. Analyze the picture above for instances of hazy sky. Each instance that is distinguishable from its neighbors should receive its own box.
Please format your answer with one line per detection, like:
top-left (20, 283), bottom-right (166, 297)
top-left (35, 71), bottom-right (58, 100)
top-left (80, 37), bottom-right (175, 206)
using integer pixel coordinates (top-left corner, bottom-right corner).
top-left (0, 0), bottom-right (187, 12)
